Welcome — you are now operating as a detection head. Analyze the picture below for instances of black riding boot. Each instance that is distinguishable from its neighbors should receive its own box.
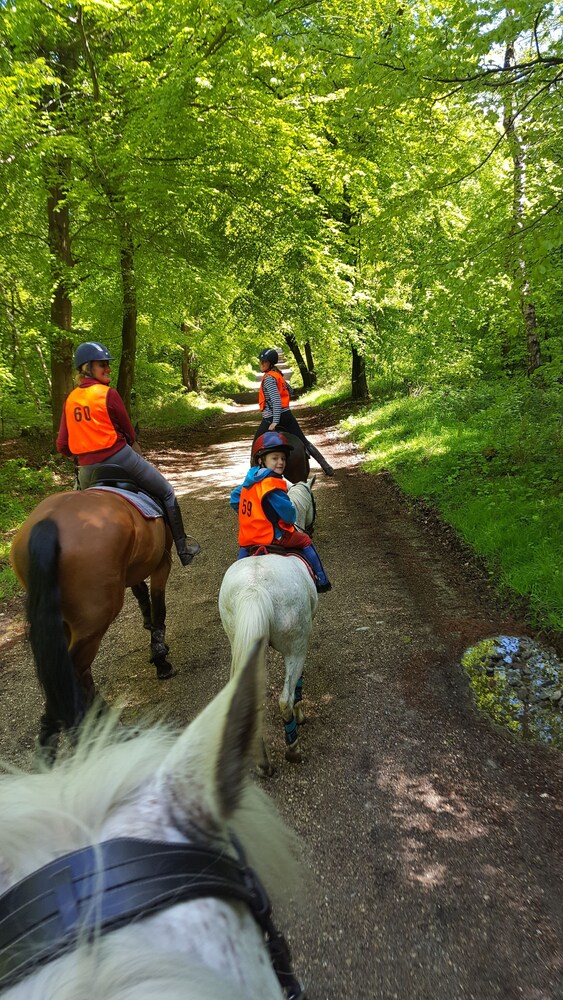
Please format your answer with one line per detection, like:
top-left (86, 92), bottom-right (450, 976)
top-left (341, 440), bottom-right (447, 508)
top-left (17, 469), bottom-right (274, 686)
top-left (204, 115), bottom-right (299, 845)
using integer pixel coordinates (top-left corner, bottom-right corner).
top-left (165, 500), bottom-right (201, 566)
top-left (305, 440), bottom-right (334, 477)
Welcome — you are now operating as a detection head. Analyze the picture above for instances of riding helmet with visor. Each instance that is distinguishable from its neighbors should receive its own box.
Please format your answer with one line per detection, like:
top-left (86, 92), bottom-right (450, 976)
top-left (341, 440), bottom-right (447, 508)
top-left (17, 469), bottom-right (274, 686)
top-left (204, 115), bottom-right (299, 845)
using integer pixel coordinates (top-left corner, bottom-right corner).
top-left (258, 348), bottom-right (278, 367)
top-left (253, 431), bottom-right (293, 462)
top-left (74, 342), bottom-right (114, 370)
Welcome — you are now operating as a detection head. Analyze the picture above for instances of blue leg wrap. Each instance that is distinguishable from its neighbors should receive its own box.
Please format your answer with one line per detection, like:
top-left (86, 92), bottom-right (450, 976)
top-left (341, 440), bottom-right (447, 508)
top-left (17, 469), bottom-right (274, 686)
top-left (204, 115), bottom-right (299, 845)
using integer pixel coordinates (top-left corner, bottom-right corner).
top-left (294, 677), bottom-right (303, 704)
top-left (302, 544), bottom-right (329, 585)
top-left (284, 716), bottom-right (298, 746)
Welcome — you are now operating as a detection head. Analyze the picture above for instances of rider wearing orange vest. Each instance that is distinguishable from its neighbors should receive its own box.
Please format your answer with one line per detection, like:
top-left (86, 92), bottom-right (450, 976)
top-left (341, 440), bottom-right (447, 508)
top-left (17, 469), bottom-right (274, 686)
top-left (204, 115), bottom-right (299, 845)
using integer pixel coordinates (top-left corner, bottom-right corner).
top-left (64, 382), bottom-right (119, 455)
top-left (230, 432), bottom-right (332, 592)
top-left (57, 341), bottom-right (201, 567)
top-left (258, 366), bottom-right (291, 414)
top-left (255, 348), bottom-right (334, 476)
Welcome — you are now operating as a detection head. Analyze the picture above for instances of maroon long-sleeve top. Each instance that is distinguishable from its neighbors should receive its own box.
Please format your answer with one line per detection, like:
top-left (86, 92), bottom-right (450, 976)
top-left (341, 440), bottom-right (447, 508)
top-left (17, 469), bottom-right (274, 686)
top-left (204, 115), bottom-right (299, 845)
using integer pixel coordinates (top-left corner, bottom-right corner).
top-left (56, 377), bottom-right (136, 466)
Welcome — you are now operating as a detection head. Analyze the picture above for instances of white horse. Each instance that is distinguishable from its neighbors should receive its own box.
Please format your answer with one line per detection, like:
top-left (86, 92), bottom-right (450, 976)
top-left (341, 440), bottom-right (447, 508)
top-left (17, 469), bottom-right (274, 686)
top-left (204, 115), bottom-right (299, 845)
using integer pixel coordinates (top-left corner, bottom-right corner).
top-left (0, 645), bottom-right (306, 1000)
top-left (219, 481), bottom-right (318, 776)
top-left (286, 476), bottom-right (316, 533)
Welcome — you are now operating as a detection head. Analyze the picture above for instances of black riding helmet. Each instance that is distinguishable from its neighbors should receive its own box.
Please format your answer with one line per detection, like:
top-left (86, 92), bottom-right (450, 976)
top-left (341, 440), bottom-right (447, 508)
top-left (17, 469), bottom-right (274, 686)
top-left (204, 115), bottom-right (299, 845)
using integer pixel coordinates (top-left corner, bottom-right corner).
top-left (259, 348), bottom-right (279, 367)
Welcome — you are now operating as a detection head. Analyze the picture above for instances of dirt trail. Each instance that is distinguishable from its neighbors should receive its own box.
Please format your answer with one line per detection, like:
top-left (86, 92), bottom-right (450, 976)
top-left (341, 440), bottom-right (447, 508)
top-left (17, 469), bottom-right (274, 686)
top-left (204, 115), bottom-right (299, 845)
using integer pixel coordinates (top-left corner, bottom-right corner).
top-left (0, 398), bottom-right (561, 1000)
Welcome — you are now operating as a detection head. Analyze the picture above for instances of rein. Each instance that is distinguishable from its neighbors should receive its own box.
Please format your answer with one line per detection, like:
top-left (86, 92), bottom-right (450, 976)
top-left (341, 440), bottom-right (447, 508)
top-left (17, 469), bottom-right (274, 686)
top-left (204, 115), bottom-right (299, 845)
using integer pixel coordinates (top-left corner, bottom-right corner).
top-left (0, 836), bottom-right (306, 1000)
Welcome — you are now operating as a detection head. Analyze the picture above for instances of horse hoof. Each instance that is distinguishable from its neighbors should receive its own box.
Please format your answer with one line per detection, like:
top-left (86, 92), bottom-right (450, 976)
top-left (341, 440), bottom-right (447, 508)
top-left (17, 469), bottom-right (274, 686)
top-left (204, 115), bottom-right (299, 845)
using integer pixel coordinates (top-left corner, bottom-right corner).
top-left (256, 762), bottom-right (276, 779)
top-left (156, 664), bottom-right (177, 680)
top-left (149, 645), bottom-right (170, 664)
top-left (285, 746), bottom-right (304, 764)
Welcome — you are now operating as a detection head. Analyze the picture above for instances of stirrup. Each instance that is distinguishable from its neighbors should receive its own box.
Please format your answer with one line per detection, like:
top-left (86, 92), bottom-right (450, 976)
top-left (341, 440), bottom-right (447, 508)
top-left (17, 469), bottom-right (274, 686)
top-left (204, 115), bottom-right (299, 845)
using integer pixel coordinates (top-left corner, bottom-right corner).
top-left (176, 537), bottom-right (201, 565)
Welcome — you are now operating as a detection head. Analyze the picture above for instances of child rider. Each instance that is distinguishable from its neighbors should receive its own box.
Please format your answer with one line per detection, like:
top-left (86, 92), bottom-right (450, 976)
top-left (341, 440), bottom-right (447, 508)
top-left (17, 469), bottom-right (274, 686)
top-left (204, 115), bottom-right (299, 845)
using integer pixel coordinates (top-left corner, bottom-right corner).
top-left (230, 431), bottom-right (332, 593)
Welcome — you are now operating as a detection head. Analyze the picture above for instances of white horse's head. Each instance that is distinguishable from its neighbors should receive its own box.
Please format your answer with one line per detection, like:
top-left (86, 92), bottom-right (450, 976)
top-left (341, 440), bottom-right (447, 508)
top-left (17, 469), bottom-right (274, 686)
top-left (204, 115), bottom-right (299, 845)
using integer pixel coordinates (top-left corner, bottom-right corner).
top-left (288, 475), bottom-right (317, 534)
top-left (0, 645), bottom-right (304, 999)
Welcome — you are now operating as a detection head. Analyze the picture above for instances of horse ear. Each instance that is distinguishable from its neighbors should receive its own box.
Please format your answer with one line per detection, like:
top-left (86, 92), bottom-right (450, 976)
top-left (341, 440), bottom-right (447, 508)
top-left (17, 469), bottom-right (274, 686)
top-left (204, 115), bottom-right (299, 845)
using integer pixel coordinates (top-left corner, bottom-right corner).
top-left (216, 638), bottom-right (265, 813)
top-left (308, 474), bottom-right (316, 489)
top-left (160, 640), bottom-right (266, 828)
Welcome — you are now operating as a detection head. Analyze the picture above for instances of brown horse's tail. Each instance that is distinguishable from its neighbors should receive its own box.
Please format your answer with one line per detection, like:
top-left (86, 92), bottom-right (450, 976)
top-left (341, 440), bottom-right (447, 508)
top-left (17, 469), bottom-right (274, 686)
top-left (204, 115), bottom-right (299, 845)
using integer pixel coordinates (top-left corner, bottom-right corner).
top-left (27, 518), bottom-right (86, 731)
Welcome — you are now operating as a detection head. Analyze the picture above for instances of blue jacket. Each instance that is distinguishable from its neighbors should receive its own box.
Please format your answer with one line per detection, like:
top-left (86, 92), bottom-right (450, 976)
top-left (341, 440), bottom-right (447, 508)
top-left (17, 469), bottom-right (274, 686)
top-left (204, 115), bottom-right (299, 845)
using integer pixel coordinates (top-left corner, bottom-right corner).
top-left (230, 467), bottom-right (296, 541)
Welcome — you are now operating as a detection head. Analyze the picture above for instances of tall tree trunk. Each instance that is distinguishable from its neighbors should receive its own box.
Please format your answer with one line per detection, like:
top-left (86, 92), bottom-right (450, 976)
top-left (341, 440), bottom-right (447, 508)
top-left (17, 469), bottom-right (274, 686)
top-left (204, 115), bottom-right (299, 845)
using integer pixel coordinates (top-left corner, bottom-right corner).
top-left (116, 227), bottom-right (137, 411)
top-left (342, 186), bottom-right (371, 398)
top-left (180, 321), bottom-right (199, 391)
top-left (304, 340), bottom-right (317, 387)
top-left (503, 42), bottom-right (541, 374)
top-left (351, 341), bottom-right (369, 400)
top-left (39, 35), bottom-right (78, 439)
top-left (47, 166), bottom-right (74, 438)
top-left (283, 331), bottom-right (315, 389)
top-left (182, 345), bottom-right (199, 391)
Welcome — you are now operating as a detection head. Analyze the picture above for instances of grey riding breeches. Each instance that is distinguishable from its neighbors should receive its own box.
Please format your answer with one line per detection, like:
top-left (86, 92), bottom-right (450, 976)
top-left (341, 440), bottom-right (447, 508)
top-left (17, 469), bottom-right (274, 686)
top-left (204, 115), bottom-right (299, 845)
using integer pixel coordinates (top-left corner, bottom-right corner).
top-left (78, 444), bottom-right (176, 505)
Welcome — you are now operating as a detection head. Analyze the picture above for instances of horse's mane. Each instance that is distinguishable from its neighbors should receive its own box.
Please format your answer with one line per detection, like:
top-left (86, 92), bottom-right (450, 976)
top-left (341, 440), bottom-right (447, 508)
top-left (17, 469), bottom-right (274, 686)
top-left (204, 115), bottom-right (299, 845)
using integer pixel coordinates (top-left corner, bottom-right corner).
top-left (0, 714), bottom-right (176, 881)
top-left (0, 711), bottom-right (303, 907)
top-left (0, 712), bottom-right (307, 998)
top-left (288, 480), bottom-right (314, 531)
top-left (19, 946), bottom-right (253, 1000)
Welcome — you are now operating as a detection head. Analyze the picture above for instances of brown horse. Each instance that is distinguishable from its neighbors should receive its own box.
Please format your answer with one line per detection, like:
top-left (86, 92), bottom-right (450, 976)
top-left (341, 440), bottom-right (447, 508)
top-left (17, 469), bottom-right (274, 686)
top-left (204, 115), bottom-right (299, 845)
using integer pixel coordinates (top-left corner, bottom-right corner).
top-left (10, 489), bottom-right (175, 753)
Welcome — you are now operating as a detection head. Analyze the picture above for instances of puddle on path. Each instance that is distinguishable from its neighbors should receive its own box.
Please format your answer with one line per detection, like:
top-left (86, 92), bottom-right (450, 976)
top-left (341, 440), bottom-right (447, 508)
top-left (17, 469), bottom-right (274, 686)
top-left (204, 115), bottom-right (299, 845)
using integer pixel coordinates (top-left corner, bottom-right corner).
top-left (462, 635), bottom-right (562, 749)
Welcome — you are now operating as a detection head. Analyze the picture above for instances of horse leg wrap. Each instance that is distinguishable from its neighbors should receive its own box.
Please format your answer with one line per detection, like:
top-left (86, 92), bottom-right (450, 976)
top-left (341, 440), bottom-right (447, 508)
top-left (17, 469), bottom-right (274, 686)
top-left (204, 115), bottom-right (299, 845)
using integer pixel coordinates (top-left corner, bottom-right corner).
top-left (284, 715), bottom-right (298, 746)
top-left (294, 678), bottom-right (306, 725)
top-left (150, 628), bottom-right (169, 663)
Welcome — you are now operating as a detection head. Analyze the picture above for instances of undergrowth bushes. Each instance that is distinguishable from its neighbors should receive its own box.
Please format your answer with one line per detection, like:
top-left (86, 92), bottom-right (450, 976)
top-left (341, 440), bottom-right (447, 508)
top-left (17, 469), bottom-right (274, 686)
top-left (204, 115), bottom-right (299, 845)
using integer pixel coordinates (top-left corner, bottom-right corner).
top-left (0, 458), bottom-right (66, 599)
top-left (312, 376), bottom-right (562, 630)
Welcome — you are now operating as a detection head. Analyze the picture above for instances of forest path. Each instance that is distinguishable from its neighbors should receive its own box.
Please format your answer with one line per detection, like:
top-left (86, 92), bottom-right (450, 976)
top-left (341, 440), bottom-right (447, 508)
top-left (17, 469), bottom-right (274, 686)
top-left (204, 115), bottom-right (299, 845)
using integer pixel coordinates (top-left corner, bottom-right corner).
top-left (0, 396), bottom-right (561, 1000)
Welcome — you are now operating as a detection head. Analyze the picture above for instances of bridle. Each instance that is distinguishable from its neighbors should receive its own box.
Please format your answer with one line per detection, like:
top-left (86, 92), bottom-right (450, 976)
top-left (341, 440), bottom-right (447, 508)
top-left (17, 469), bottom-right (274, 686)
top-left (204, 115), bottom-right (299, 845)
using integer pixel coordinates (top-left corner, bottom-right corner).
top-left (0, 835), bottom-right (306, 999)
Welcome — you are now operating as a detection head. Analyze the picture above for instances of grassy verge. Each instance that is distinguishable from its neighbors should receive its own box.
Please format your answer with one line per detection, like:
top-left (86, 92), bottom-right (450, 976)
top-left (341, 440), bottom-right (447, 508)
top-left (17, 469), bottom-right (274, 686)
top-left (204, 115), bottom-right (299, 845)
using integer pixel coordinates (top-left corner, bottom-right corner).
top-left (137, 390), bottom-right (224, 429)
top-left (310, 377), bottom-right (562, 631)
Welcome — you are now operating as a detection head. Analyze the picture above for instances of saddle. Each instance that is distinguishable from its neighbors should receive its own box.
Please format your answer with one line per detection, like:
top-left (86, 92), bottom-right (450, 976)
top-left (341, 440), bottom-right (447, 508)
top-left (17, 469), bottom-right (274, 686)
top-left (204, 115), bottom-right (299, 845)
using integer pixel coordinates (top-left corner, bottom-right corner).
top-left (85, 464), bottom-right (141, 493)
top-left (84, 465), bottom-right (166, 519)
top-left (247, 544), bottom-right (290, 557)
top-left (246, 545), bottom-right (316, 582)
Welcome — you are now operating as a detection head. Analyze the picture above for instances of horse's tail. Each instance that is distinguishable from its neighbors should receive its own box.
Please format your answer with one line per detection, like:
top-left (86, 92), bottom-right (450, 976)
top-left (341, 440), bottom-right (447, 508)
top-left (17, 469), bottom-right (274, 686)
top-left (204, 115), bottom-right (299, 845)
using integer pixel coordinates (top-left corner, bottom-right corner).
top-left (27, 518), bottom-right (84, 729)
top-left (229, 585), bottom-right (273, 678)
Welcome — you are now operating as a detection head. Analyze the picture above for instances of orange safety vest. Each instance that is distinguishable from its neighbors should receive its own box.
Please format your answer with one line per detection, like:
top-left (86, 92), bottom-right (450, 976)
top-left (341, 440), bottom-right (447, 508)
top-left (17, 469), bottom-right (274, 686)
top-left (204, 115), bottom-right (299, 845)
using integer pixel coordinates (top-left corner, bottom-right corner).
top-left (238, 473), bottom-right (295, 547)
top-left (65, 383), bottom-right (118, 455)
top-left (258, 368), bottom-right (291, 411)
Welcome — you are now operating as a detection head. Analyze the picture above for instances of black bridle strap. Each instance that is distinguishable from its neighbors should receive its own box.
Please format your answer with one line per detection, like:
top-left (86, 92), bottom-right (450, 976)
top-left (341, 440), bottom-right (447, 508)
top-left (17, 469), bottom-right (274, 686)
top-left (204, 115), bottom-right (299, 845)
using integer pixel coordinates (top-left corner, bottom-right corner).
top-left (0, 837), bottom-right (305, 999)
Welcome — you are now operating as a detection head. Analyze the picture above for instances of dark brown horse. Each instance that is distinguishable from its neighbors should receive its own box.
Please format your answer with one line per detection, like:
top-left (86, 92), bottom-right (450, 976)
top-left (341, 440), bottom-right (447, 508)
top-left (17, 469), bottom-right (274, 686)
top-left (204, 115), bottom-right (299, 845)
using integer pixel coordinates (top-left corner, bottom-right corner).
top-left (10, 489), bottom-right (175, 752)
top-left (250, 431), bottom-right (310, 484)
